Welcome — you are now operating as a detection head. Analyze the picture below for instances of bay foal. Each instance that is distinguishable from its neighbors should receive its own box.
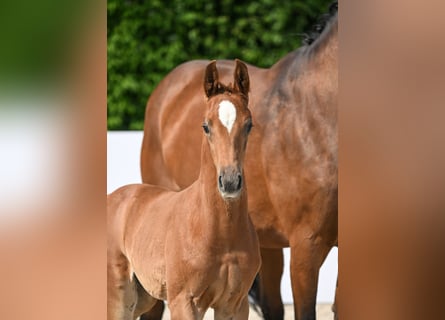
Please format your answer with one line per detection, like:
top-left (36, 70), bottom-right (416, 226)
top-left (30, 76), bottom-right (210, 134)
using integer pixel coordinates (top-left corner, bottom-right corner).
top-left (107, 60), bottom-right (261, 320)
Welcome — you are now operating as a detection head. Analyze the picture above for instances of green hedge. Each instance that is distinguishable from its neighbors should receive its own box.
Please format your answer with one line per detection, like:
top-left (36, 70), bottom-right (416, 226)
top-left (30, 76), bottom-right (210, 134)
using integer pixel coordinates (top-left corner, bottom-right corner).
top-left (107, 0), bottom-right (332, 130)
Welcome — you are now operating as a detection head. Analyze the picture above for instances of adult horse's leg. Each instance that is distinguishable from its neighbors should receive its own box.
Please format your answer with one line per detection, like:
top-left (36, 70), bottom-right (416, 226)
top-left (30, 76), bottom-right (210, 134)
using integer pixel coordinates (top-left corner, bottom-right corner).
top-left (139, 300), bottom-right (164, 320)
top-left (256, 248), bottom-right (285, 320)
top-left (289, 238), bottom-right (332, 320)
top-left (332, 276), bottom-right (338, 320)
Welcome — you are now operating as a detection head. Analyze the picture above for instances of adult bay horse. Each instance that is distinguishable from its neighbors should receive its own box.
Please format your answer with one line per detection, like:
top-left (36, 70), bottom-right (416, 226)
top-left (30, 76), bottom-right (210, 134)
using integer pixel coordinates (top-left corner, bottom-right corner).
top-left (141, 3), bottom-right (338, 319)
top-left (108, 60), bottom-right (261, 319)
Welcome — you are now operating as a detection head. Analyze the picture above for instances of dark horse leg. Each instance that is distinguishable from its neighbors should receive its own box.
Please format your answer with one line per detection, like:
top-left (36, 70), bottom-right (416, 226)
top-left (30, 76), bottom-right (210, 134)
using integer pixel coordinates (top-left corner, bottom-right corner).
top-left (332, 276), bottom-right (338, 320)
top-left (290, 238), bottom-right (332, 320)
top-left (249, 248), bottom-right (284, 320)
top-left (139, 300), bottom-right (165, 320)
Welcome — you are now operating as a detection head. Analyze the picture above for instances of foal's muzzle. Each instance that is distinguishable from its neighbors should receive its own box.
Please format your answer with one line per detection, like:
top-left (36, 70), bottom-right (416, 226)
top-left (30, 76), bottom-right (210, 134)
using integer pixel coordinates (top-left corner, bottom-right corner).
top-left (218, 166), bottom-right (243, 199)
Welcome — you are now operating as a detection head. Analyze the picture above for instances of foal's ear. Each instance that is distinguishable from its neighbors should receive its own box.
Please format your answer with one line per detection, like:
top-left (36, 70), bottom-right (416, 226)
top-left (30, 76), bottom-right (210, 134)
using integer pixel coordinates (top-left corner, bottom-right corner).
top-left (204, 60), bottom-right (219, 98)
top-left (233, 59), bottom-right (250, 97)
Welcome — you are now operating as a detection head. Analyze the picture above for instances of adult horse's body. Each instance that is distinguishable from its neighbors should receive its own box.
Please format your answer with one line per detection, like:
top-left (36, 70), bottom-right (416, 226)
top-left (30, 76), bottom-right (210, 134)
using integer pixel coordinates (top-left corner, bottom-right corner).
top-left (141, 4), bottom-right (338, 320)
top-left (108, 60), bottom-right (260, 319)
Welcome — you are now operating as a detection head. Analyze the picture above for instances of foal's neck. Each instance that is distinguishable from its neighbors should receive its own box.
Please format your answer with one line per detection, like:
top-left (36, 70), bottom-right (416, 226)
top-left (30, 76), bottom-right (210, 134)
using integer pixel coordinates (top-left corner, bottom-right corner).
top-left (197, 137), bottom-right (247, 229)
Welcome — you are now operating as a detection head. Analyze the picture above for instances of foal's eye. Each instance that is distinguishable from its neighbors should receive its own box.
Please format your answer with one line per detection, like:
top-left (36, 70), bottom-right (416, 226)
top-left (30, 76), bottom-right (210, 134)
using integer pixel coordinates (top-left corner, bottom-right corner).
top-left (246, 121), bottom-right (253, 134)
top-left (202, 123), bottom-right (210, 134)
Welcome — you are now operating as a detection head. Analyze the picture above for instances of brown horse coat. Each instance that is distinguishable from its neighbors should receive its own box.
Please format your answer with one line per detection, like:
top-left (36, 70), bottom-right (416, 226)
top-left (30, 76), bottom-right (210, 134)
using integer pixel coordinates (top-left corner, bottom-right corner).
top-left (141, 10), bottom-right (338, 320)
top-left (108, 60), bottom-right (260, 320)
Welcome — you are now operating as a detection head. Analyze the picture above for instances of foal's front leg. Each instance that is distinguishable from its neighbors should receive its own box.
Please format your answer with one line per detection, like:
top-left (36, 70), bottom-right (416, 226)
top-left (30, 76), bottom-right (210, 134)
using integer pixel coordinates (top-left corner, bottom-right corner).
top-left (232, 297), bottom-right (249, 320)
top-left (168, 294), bottom-right (203, 320)
top-left (214, 297), bottom-right (249, 320)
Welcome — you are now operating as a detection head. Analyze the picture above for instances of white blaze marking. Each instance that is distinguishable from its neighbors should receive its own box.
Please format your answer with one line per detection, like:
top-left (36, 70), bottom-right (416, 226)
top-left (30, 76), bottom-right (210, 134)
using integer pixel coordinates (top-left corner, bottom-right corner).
top-left (218, 100), bottom-right (237, 133)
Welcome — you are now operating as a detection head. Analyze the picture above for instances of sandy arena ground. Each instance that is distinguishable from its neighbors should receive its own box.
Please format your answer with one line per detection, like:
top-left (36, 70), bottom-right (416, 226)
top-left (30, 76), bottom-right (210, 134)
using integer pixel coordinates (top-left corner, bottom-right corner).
top-left (161, 303), bottom-right (334, 319)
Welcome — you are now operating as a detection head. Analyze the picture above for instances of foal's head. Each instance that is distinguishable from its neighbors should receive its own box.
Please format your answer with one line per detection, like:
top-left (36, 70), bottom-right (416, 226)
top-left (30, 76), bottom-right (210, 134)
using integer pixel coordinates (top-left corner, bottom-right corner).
top-left (202, 59), bottom-right (252, 200)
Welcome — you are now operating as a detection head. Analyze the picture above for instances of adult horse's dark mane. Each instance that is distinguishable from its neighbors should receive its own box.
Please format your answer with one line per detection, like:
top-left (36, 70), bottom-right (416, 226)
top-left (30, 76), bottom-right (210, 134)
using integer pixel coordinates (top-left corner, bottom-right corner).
top-left (302, 1), bottom-right (338, 52)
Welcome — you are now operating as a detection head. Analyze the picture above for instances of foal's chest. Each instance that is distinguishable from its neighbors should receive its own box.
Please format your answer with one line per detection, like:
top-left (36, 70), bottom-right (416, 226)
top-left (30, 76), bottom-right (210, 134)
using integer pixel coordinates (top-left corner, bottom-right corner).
top-left (191, 252), bottom-right (254, 310)
top-left (216, 254), bottom-right (244, 293)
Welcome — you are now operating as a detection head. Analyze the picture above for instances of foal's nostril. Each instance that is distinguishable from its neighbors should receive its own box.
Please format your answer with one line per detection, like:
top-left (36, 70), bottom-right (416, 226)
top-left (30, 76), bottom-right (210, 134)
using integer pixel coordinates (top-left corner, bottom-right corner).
top-left (218, 175), bottom-right (223, 189)
top-left (236, 175), bottom-right (242, 190)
